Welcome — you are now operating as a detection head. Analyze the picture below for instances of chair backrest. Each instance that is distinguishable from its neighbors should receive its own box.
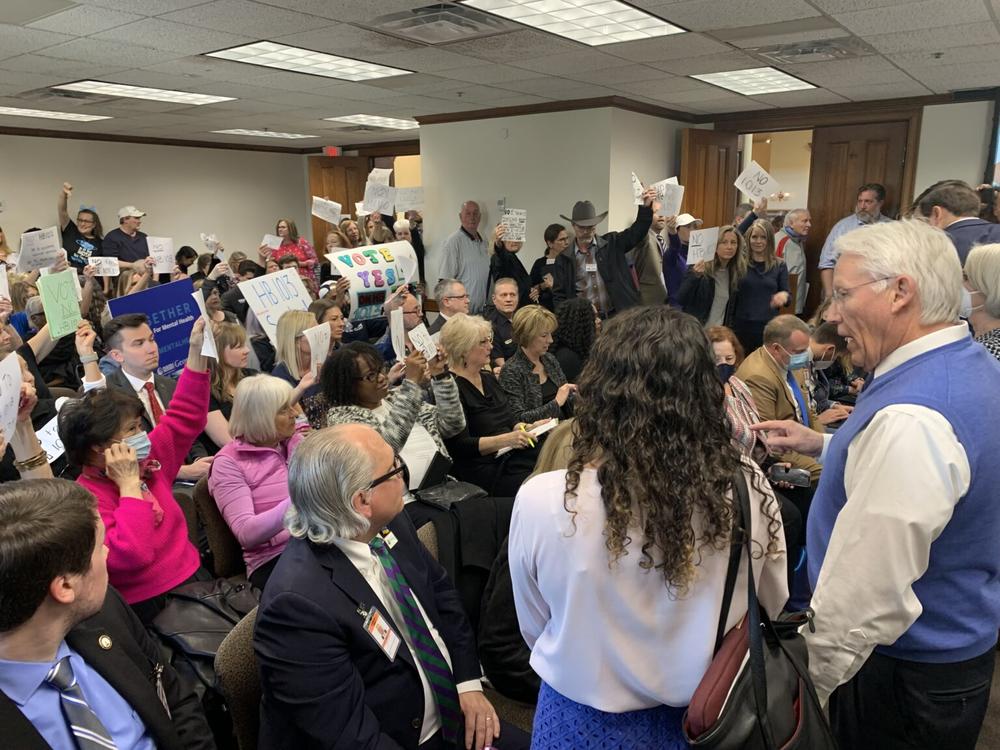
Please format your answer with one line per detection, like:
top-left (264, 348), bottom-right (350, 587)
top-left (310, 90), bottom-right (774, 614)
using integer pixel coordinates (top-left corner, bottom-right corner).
top-left (416, 522), bottom-right (439, 562)
top-left (215, 607), bottom-right (260, 750)
top-left (193, 477), bottom-right (247, 579)
top-left (172, 490), bottom-right (200, 547)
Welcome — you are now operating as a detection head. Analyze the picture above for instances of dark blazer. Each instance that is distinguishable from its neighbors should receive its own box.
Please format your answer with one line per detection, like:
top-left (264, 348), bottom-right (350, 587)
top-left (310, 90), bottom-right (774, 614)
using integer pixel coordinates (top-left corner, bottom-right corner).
top-left (0, 588), bottom-right (215, 750)
top-left (529, 253), bottom-right (575, 312)
top-left (427, 314), bottom-right (448, 336)
top-left (677, 268), bottom-right (738, 326)
top-left (497, 348), bottom-right (567, 423)
top-left (944, 218), bottom-right (1000, 265)
top-left (220, 286), bottom-right (249, 324)
top-left (489, 246), bottom-right (531, 308)
top-left (255, 512), bottom-right (481, 750)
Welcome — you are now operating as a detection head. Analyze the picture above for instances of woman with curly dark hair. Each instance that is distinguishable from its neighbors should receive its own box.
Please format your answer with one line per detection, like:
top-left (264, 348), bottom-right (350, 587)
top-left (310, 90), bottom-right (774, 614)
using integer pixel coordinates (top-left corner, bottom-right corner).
top-left (508, 306), bottom-right (787, 747)
top-left (551, 297), bottom-right (597, 382)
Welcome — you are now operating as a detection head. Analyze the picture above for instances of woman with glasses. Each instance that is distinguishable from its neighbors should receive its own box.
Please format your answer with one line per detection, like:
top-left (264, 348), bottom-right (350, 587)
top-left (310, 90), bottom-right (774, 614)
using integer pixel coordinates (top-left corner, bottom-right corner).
top-left (442, 314), bottom-right (541, 497)
top-left (57, 181), bottom-right (104, 271)
top-left (208, 374), bottom-right (309, 589)
top-left (529, 224), bottom-right (575, 311)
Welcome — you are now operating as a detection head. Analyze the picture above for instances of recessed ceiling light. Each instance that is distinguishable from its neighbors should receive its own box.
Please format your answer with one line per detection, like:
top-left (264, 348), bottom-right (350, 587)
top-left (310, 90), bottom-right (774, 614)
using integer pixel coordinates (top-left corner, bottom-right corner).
top-left (206, 41), bottom-right (412, 81)
top-left (52, 80), bottom-right (235, 105)
top-left (691, 67), bottom-right (815, 95)
top-left (459, 0), bottom-right (685, 46)
top-left (324, 114), bottom-right (420, 130)
top-left (210, 129), bottom-right (319, 139)
top-left (0, 106), bottom-right (111, 122)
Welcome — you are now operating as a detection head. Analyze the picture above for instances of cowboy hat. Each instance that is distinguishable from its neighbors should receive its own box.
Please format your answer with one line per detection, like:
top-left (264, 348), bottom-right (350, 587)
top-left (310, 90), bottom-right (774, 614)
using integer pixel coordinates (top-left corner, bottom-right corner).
top-left (560, 200), bottom-right (608, 227)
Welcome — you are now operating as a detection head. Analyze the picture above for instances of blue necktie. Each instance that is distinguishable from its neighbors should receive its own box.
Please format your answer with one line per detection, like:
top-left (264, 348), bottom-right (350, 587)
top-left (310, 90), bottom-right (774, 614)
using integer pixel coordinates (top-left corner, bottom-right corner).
top-left (787, 370), bottom-right (811, 428)
top-left (46, 656), bottom-right (118, 750)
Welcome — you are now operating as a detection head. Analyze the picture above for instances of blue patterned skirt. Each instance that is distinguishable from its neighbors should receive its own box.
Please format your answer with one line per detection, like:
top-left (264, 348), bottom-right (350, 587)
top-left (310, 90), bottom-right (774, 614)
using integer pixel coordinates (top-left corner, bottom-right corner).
top-left (531, 682), bottom-right (690, 749)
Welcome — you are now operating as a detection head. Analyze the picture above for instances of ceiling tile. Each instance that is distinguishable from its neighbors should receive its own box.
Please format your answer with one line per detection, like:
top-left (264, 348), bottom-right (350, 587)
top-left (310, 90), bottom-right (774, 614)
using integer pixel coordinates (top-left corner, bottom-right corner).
top-left (252, 0), bottom-right (434, 24)
top-left (618, 76), bottom-right (713, 97)
top-left (778, 56), bottom-right (915, 87)
top-left (602, 32), bottom-right (730, 63)
top-left (687, 97), bottom-right (776, 113)
top-left (803, 0), bottom-right (909, 11)
top-left (89, 18), bottom-right (255, 55)
top-left (441, 29), bottom-right (578, 63)
top-left (828, 81), bottom-right (935, 100)
top-left (435, 64), bottom-right (545, 85)
top-left (419, 83), bottom-right (527, 105)
top-left (76, 0), bottom-right (209, 15)
top-left (0, 54), bottom-right (125, 79)
top-left (362, 73), bottom-right (456, 93)
top-left (906, 63), bottom-right (1000, 94)
top-left (491, 77), bottom-right (579, 96)
top-left (0, 24), bottom-right (74, 61)
top-left (834, 0), bottom-right (990, 35)
top-left (648, 50), bottom-right (762, 76)
top-left (889, 44), bottom-right (1000, 69)
top-left (562, 64), bottom-right (667, 86)
top-left (27, 5), bottom-right (144, 34)
top-left (750, 88), bottom-right (850, 106)
top-left (649, 0), bottom-right (820, 31)
top-left (159, 0), bottom-right (325, 37)
top-left (508, 50), bottom-right (635, 77)
top-left (863, 22), bottom-right (1000, 54)
top-left (271, 23), bottom-right (421, 58)
top-left (364, 47), bottom-right (482, 73)
top-left (0, 69), bottom-right (85, 91)
top-left (38, 38), bottom-right (185, 66)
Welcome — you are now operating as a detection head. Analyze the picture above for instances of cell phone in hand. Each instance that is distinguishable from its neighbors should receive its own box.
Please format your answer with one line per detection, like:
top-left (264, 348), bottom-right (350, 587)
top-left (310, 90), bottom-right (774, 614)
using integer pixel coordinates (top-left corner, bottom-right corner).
top-left (768, 465), bottom-right (811, 488)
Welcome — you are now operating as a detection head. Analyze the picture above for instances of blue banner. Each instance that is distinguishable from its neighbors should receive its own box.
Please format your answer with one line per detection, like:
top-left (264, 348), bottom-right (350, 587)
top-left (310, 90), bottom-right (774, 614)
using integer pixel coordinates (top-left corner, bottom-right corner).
top-left (108, 279), bottom-right (196, 377)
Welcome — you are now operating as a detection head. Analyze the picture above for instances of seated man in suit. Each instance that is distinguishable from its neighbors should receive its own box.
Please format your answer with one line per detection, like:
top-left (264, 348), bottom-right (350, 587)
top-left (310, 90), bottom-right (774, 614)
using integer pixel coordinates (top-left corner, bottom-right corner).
top-left (0, 478), bottom-right (215, 749)
top-left (255, 424), bottom-right (530, 750)
top-left (429, 279), bottom-right (470, 335)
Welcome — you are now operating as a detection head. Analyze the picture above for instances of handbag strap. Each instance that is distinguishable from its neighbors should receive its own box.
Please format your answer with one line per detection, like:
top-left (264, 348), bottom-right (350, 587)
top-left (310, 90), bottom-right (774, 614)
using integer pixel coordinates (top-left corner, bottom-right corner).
top-left (713, 476), bottom-right (745, 654)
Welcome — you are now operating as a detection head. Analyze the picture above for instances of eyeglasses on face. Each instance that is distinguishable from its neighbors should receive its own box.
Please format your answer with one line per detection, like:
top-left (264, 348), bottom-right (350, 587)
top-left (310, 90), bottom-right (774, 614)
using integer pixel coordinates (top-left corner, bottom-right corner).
top-left (355, 365), bottom-right (388, 383)
top-left (367, 454), bottom-right (405, 490)
top-left (830, 276), bottom-right (897, 304)
top-left (444, 294), bottom-right (470, 301)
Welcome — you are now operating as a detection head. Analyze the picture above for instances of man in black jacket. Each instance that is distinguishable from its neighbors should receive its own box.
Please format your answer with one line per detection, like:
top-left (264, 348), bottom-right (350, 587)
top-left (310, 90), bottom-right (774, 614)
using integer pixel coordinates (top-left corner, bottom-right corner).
top-left (559, 186), bottom-right (655, 317)
top-left (0, 478), bottom-right (215, 750)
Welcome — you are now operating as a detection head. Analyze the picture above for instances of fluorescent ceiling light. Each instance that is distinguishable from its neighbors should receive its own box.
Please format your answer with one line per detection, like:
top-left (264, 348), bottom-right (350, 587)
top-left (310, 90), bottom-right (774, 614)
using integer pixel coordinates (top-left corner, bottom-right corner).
top-left (459, 0), bottom-right (685, 46)
top-left (0, 106), bottom-right (111, 122)
top-left (206, 41), bottom-right (412, 81)
top-left (211, 129), bottom-right (319, 139)
top-left (691, 67), bottom-right (815, 95)
top-left (324, 114), bottom-right (420, 130)
top-left (52, 80), bottom-right (235, 105)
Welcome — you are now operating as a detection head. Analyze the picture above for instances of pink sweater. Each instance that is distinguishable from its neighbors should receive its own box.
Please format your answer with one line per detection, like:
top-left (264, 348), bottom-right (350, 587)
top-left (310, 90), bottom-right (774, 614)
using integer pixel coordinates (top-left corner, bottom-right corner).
top-left (78, 367), bottom-right (209, 604)
top-left (207, 432), bottom-right (304, 575)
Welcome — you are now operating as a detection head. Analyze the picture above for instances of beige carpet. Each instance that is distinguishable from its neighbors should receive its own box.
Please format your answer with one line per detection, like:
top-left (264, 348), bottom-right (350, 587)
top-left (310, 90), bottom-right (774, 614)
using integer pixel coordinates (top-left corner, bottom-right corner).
top-left (976, 652), bottom-right (1000, 749)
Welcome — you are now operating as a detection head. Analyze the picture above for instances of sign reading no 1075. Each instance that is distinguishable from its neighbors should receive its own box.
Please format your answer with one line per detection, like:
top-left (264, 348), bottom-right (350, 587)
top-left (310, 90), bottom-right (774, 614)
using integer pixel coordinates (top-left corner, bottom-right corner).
top-left (734, 161), bottom-right (779, 201)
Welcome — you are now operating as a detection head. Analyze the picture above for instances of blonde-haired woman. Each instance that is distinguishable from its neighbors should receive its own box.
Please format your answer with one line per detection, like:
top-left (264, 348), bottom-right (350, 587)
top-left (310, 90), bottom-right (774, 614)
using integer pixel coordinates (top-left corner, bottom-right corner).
top-left (208, 374), bottom-right (308, 589)
top-left (964, 242), bottom-right (1000, 360)
top-left (731, 217), bottom-right (790, 352)
top-left (205, 321), bottom-right (257, 449)
top-left (678, 224), bottom-right (747, 327)
top-left (442, 313), bottom-right (540, 496)
top-left (339, 218), bottom-right (364, 248)
top-left (499, 305), bottom-right (574, 423)
top-left (271, 309), bottom-right (324, 425)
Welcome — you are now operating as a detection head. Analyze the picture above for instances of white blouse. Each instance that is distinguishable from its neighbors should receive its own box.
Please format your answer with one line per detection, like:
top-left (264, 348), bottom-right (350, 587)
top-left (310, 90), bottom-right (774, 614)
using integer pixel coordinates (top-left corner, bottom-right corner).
top-left (508, 466), bottom-right (788, 711)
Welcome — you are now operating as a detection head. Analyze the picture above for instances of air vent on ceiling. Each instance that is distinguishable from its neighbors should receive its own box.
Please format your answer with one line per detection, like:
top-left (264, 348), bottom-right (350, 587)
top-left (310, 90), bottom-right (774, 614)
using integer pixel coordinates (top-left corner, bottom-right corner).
top-left (330, 125), bottom-right (383, 133)
top-left (365, 3), bottom-right (519, 45)
top-left (745, 37), bottom-right (875, 65)
top-left (18, 88), bottom-right (120, 106)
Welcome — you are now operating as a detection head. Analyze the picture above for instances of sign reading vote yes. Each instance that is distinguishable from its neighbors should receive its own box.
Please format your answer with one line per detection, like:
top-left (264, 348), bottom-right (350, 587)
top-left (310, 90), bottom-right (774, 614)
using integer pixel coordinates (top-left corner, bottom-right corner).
top-left (238, 268), bottom-right (311, 346)
top-left (326, 240), bottom-right (417, 320)
top-left (734, 161), bottom-right (779, 201)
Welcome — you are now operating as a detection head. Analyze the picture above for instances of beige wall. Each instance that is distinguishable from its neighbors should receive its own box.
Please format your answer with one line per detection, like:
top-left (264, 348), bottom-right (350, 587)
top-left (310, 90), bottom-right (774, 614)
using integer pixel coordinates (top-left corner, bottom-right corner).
top-left (0, 134), bottom-right (309, 258)
top-left (393, 155), bottom-right (421, 188)
top-left (914, 101), bottom-right (992, 192)
top-left (762, 130), bottom-right (812, 211)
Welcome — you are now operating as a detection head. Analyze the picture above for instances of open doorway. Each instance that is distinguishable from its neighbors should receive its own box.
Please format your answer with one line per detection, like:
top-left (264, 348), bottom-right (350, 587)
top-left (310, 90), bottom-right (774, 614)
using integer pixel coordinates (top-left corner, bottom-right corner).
top-left (738, 130), bottom-right (813, 229)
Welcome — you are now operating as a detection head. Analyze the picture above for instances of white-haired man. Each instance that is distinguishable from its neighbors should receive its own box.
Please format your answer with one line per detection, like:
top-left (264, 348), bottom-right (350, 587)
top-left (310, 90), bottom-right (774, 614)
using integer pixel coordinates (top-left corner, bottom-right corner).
top-left (756, 220), bottom-right (1000, 750)
top-left (774, 208), bottom-right (810, 314)
top-left (439, 201), bottom-right (489, 313)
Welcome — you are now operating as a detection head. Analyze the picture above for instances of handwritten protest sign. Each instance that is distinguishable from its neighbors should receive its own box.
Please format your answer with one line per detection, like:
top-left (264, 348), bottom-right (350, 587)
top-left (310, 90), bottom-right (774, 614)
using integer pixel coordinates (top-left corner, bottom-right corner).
top-left (390, 308), bottom-right (405, 363)
top-left (108, 279), bottom-right (197, 377)
top-left (363, 183), bottom-right (396, 216)
top-left (238, 268), bottom-right (311, 346)
top-left (147, 236), bottom-right (175, 274)
top-left (37, 269), bottom-right (82, 338)
top-left (652, 181), bottom-right (685, 216)
top-left (17, 226), bottom-right (63, 272)
top-left (501, 209), bottom-right (527, 243)
top-left (88, 256), bottom-right (120, 276)
top-left (394, 187), bottom-right (424, 212)
top-left (368, 167), bottom-right (393, 185)
top-left (0, 352), bottom-right (22, 441)
top-left (687, 227), bottom-right (720, 265)
top-left (303, 323), bottom-right (331, 378)
top-left (407, 323), bottom-right (437, 361)
top-left (355, 201), bottom-right (370, 218)
top-left (190, 291), bottom-right (218, 359)
top-left (0, 263), bottom-right (9, 300)
top-left (311, 196), bottom-right (343, 225)
top-left (36, 413), bottom-right (66, 464)
top-left (200, 233), bottom-right (221, 255)
top-left (631, 172), bottom-right (644, 205)
top-left (666, 176), bottom-right (679, 185)
top-left (734, 161), bottom-right (779, 201)
top-left (325, 240), bottom-right (418, 321)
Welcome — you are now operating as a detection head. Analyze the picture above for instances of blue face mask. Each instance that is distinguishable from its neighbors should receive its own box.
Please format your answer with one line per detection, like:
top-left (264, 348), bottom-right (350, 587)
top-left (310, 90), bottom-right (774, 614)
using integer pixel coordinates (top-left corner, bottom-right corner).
top-left (122, 431), bottom-right (151, 462)
top-left (717, 363), bottom-right (736, 383)
top-left (780, 345), bottom-right (811, 371)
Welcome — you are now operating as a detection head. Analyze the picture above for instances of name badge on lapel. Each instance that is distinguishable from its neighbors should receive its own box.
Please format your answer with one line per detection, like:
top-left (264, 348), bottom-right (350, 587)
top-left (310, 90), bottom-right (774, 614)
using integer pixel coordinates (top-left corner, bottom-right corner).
top-left (378, 528), bottom-right (398, 548)
top-left (585, 263), bottom-right (598, 274)
top-left (363, 608), bottom-right (400, 661)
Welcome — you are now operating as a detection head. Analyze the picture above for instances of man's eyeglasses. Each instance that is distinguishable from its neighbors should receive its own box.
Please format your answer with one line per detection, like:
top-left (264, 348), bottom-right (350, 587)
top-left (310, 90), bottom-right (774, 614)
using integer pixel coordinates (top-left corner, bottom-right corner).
top-left (367, 454), bottom-right (405, 490)
top-left (830, 276), bottom-right (896, 304)
top-left (444, 294), bottom-right (470, 301)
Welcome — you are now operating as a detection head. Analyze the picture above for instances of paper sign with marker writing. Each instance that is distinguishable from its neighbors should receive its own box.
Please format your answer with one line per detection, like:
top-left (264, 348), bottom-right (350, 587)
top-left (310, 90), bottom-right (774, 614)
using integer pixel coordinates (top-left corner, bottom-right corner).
top-left (368, 167), bottom-right (393, 185)
top-left (88, 256), bottom-right (120, 276)
top-left (687, 227), bottom-right (720, 265)
top-left (363, 183), bottom-right (396, 216)
top-left (325, 240), bottom-right (418, 321)
top-left (0, 263), bottom-right (9, 300)
top-left (16, 226), bottom-right (63, 272)
top-left (37, 268), bottom-right (82, 338)
top-left (238, 268), bottom-right (311, 346)
top-left (407, 323), bottom-right (437, 361)
top-left (631, 172), bottom-right (644, 205)
top-left (147, 236), bottom-right (175, 274)
top-left (666, 176), bottom-right (679, 185)
top-left (355, 201), bottom-right (370, 218)
top-left (0, 352), bottom-right (22, 441)
top-left (501, 209), bottom-right (527, 243)
top-left (734, 161), bottom-right (779, 201)
top-left (311, 196), bottom-right (343, 225)
top-left (653, 181), bottom-right (685, 217)
top-left (261, 234), bottom-right (283, 251)
top-left (36, 414), bottom-right (65, 464)
top-left (394, 187), bottom-right (424, 212)
top-left (38, 263), bottom-right (81, 303)
top-left (200, 233), bottom-right (220, 255)
top-left (390, 307), bottom-right (405, 365)
top-left (302, 323), bottom-right (331, 378)
top-left (190, 291), bottom-right (218, 359)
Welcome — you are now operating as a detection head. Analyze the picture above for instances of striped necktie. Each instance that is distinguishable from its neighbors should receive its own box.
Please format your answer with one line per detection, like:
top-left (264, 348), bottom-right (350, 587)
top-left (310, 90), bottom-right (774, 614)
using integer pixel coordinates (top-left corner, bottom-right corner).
top-left (369, 535), bottom-right (462, 743)
top-left (45, 656), bottom-right (118, 750)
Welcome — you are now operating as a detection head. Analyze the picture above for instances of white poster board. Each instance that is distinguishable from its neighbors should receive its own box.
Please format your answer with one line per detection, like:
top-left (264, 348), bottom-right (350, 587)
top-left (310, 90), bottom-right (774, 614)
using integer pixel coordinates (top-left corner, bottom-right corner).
top-left (261, 234), bottom-right (283, 251)
top-left (652, 181), bottom-right (685, 217)
top-left (88, 257), bottom-right (120, 276)
top-left (500, 209), bottom-right (527, 243)
top-left (734, 161), bottom-right (779, 201)
top-left (0, 352), bottom-right (23, 441)
top-left (200, 232), bottom-right (221, 256)
top-left (368, 167), bottom-right (393, 185)
top-left (190, 291), bottom-right (219, 359)
top-left (355, 201), bottom-right (370, 218)
top-left (16, 226), bottom-right (63, 272)
top-left (35, 413), bottom-right (66, 464)
top-left (631, 172), bottom-right (644, 205)
top-left (302, 322), bottom-right (331, 378)
top-left (407, 323), bottom-right (437, 361)
top-left (363, 183), bottom-right (396, 216)
top-left (0, 263), bottom-right (10, 300)
top-left (311, 196), bottom-right (343, 225)
top-left (394, 187), bottom-right (424, 212)
top-left (687, 227), bottom-right (720, 265)
top-left (390, 307), bottom-right (405, 363)
top-left (325, 240), bottom-right (418, 320)
top-left (237, 268), bottom-right (312, 346)
top-left (147, 236), bottom-right (175, 274)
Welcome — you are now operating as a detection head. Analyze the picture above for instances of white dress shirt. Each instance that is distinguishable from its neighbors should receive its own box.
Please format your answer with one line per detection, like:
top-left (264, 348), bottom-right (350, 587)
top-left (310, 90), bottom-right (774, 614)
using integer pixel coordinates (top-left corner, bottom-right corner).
top-left (807, 324), bottom-right (972, 703)
top-left (330, 537), bottom-right (481, 744)
top-left (508, 467), bottom-right (787, 711)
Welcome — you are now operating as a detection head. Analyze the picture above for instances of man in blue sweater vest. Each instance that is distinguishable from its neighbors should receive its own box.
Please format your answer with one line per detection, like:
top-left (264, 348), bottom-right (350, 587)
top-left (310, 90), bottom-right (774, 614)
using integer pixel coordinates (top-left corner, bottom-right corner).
top-left (755, 219), bottom-right (1000, 750)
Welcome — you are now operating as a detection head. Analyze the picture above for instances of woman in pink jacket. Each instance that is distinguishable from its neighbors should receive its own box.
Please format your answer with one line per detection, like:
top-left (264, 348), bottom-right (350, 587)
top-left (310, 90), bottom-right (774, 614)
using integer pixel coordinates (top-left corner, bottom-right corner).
top-left (59, 319), bottom-right (211, 624)
top-left (208, 374), bottom-right (308, 589)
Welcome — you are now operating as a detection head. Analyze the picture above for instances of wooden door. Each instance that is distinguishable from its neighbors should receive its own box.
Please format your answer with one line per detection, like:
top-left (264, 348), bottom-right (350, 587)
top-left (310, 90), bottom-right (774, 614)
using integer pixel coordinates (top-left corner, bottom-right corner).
top-left (679, 129), bottom-right (740, 228)
top-left (804, 121), bottom-right (908, 311)
top-left (307, 155), bottom-right (369, 246)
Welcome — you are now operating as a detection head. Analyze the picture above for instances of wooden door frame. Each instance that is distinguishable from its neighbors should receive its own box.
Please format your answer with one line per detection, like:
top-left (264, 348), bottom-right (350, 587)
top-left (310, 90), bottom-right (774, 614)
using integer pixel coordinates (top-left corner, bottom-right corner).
top-left (712, 104), bottom-right (922, 210)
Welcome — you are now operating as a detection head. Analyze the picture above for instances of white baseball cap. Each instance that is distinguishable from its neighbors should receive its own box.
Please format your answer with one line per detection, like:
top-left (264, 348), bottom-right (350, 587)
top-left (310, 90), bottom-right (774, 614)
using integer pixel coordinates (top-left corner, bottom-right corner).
top-left (117, 205), bottom-right (146, 219)
top-left (675, 213), bottom-right (703, 227)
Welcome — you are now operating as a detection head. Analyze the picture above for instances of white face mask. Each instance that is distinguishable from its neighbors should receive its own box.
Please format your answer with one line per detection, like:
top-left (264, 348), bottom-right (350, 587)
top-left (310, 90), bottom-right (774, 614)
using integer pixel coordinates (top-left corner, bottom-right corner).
top-left (959, 287), bottom-right (984, 319)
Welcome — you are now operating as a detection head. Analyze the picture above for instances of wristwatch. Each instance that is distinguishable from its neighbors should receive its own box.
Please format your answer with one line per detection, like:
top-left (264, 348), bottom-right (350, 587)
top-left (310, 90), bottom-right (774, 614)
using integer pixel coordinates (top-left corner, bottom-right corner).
top-left (80, 353), bottom-right (99, 364)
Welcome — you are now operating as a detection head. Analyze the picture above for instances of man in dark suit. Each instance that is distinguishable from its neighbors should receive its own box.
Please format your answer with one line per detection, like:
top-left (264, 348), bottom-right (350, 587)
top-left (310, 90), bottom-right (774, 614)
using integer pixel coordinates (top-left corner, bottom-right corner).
top-left (0, 478), bottom-right (215, 749)
top-left (918, 180), bottom-right (1000, 264)
top-left (255, 424), bottom-right (530, 750)
top-left (428, 279), bottom-right (470, 335)
top-left (221, 260), bottom-right (264, 324)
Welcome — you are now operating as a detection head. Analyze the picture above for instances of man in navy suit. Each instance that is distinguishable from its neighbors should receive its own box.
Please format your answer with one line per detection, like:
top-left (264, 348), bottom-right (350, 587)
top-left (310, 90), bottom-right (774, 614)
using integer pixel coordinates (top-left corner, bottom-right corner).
top-left (918, 181), bottom-right (1000, 264)
top-left (255, 424), bottom-right (530, 750)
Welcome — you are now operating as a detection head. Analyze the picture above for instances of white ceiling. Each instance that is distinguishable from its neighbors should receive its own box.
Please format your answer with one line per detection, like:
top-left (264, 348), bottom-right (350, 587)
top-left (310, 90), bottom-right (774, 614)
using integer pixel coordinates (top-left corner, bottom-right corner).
top-left (0, 0), bottom-right (998, 149)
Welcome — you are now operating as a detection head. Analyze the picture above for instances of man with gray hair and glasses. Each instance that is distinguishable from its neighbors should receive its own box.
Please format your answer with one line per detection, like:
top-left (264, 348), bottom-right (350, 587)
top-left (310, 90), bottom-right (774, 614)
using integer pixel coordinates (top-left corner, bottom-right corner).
top-left (755, 220), bottom-right (1000, 750)
top-left (254, 424), bottom-right (530, 750)
top-left (428, 278), bottom-right (470, 335)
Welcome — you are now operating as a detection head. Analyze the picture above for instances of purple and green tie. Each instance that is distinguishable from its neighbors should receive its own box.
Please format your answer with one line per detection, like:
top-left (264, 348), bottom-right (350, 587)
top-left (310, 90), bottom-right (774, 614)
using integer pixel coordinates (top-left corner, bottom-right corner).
top-left (370, 534), bottom-right (462, 743)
